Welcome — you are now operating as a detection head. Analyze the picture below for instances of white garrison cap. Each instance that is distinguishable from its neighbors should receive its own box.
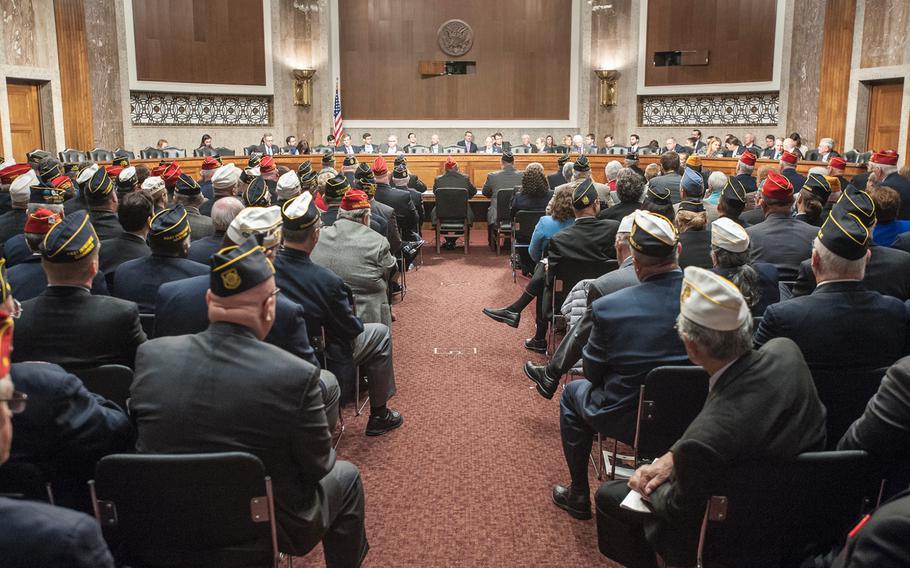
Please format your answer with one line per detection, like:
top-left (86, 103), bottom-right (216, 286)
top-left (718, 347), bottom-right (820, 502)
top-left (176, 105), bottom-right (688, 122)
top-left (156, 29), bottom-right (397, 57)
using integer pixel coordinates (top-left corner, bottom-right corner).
top-left (680, 266), bottom-right (750, 331)
top-left (141, 176), bottom-right (166, 196)
top-left (618, 212), bottom-right (635, 234)
top-left (629, 209), bottom-right (678, 256)
top-left (76, 163), bottom-right (100, 186)
top-left (711, 217), bottom-right (750, 253)
top-left (227, 206), bottom-right (283, 249)
top-left (276, 170), bottom-right (301, 200)
top-left (118, 166), bottom-right (137, 182)
top-left (212, 164), bottom-right (241, 190)
top-left (10, 169), bottom-right (39, 200)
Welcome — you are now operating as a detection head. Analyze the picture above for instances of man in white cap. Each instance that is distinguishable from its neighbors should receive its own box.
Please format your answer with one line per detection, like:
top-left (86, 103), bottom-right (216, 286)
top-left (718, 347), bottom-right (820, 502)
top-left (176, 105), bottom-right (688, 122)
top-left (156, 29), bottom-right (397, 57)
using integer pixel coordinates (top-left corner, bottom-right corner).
top-left (141, 175), bottom-right (168, 212)
top-left (550, 211), bottom-right (690, 521)
top-left (0, 170), bottom-right (37, 243)
top-left (595, 266), bottom-right (826, 568)
top-left (200, 163), bottom-right (241, 217)
top-left (276, 169), bottom-right (302, 206)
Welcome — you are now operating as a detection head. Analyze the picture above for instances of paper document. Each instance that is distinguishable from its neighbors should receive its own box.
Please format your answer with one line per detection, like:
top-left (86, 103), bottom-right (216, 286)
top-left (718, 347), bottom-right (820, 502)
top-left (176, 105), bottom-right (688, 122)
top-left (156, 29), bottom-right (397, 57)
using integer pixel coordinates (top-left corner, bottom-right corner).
top-left (620, 489), bottom-right (653, 514)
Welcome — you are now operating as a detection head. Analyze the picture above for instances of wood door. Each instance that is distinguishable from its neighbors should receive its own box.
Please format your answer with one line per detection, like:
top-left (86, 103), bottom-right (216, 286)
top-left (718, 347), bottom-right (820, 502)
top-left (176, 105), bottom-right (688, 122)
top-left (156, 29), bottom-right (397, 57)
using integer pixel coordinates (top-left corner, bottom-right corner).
top-left (866, 80), bottom-right (904, 151)
top-left (7, 82), bottom-right (43, 162)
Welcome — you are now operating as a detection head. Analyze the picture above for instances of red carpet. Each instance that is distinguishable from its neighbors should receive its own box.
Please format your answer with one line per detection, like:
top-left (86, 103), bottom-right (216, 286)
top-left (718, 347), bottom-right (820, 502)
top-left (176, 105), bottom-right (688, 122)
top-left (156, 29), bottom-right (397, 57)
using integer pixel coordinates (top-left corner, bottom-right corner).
top-left (296, 230), bottom-right (621, 567)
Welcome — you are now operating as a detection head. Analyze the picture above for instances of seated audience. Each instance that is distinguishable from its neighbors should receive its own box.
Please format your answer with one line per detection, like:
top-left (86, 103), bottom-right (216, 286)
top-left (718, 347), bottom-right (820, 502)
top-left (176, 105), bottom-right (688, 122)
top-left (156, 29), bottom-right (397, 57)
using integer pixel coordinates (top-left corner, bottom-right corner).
top-left (716, 176), bottom-right (749, 227)
top-left (373, 157), bottom-right (419, 240)
top-left (393, 155), bottom-right (428, 194)
top-left (867, 150), bottom-right (910, 219)
top-left (311, 190), bottom-right (397, 326)
top-left (547, 153), bottom-right (570, 190)
top-left (12, 211), bottom-right (146, 367)
top-left (710, 217), bottom-right (779, 316)
top-left (528, 185), bottom-right (575, 265)
top-left (676, 199), bottom-right (712, 269)
top-left (83, 167), bottom-right (124, 241)
top-left (732, 151), bottom-right (759, 194)
top-left (98, 191), bottom-right (152, 283)
top-left (603, 160), bottom-right (623, 194)
top-left (275, 193), bottom-right (402, 434)
top-left (779, 150), bottom-right (807, 193)
top-left (356, 176), bottom-right (403, 255)
top-left (390, 164), bottom-right (426, 231)
top-left (640, 184), bottom-right (676, 221)
top-left (140, 174), bottom-right (168, 212)
top-left (832, 488), bottom-right (910, 567)
top-left (112, 206), bottom-right (208, 313)
top-left (795, 173), bottom-right (832, 227)
top-left (188, 196), bottom-right (243, 264)
top-left (199, 163), bottom-right (240, 216)
top-left (871, 186), bottom-right (910, 246)
top-left (510, 166), bottom-right (552, 219)
top-left (596, 266), bottom-right (825, 567)
top-left (0, 170), bottom-right (32, 244)
top-left (571, 156), bottom-right (612, 206)
top-left (746, 171), bottom-right (816, 280)
top-left (648, 153), bottom-right (683, 203)
top-left (196, 155), bottom-right (219, 199)
top-left (552, 211), bottom-right (688, 521)
top-left (131, 238), bottom-right (367, 564)
top-left (241, 176), bottom-right (273, 208)
top-left (599, 168), bottom-right (642, 222)
top-left (483, 152), bottom-right (524, 246)
top-left (755, 199), bottom-right (910, 372)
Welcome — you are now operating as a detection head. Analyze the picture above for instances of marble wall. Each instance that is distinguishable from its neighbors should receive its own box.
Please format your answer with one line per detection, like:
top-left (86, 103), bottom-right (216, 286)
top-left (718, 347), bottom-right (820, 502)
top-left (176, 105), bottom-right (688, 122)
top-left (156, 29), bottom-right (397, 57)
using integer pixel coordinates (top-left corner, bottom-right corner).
top-left (860, 0), bottom-right (909, 68)
top-left (784, 0), bottom-right (825, 143)
top-left (84, 0), bottom-right (123, 150)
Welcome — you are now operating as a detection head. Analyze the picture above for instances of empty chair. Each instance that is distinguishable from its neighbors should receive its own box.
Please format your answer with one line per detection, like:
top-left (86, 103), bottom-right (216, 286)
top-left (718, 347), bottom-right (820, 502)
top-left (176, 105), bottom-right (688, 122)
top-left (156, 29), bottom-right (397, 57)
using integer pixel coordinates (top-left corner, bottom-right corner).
top-left (858, 151), bottom-right (873, 165)
top-left (311, 145), bottom-right (333, 154)
top-left (444, 145), bottom-right (466, 154)
top-left (140, 147), bottom-right (163, 160)
top-left (89, 148), bottom-right (114, 162)
top-left (510, 209), bottom-right (546, 281)
top-left (193, 147), bottom-right (218, 157)
top-left (59, 148), bottom-right (88, 163)
top-left (511, 145), bottom-right (532, 154)
top-left (213, 146), bottom-right (236, 157)
top-left (113, 148), bottom-right (135, 160)
top-left (70, 365), bottom-right (133, 411)
top-left (812, 366), bottom-right (889, 449)
top-left (607, 146), bottom-right (627, 155)
top-left (433, 187), bottom-right (471, 254)
top-left (243, 145), bottom-right (259, 156)
top-left (843, 149), bottom-right (858, 163)
top-left (90, 452), bottom-right (280, 568)
top-left (493, 188), bottom-right (515, 255)
top-left (408, 145), bottom-right (431, 154)
top-left (160, 146), bottom-right (186, 159)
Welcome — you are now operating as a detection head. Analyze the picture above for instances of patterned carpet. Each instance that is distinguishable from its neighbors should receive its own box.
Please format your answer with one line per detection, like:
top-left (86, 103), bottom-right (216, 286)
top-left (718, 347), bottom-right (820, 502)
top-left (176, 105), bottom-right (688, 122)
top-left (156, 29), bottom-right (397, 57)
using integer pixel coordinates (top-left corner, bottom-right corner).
top-left (295, 230), bottom-right (620, 567)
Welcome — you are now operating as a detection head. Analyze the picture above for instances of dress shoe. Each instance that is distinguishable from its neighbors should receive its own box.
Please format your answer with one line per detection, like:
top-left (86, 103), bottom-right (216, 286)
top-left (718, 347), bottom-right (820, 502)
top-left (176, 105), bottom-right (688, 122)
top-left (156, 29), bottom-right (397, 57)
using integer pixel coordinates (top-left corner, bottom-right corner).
top-left (524, 361), bottom-right (559, 399)
top-left (366, 408), bottom-right (404, 436)
top-left (482, 307), bottom-right (520, 328)
top-left (524, 338), bottom-right (547, 353)
top-left (442, 240), bottom-right (456, 250)
top-left (552, 484), bottom-right (592, 520)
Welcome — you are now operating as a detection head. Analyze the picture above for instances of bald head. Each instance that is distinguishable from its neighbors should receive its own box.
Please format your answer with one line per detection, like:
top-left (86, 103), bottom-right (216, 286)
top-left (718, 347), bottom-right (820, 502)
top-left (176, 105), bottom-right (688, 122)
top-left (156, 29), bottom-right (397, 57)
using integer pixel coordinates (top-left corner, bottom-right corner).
top-left (206, 276), bottom-right (276, 340)
top-left (211, 196), bottom-right (244, 232)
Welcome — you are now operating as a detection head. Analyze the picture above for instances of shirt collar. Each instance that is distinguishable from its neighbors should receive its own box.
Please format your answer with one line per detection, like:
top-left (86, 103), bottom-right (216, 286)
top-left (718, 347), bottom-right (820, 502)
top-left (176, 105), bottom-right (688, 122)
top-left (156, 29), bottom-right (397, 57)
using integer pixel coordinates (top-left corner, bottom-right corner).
top-left (816, 278), bottom-right (862, 288)
top-left (709, 356), bottom-right (742, 391)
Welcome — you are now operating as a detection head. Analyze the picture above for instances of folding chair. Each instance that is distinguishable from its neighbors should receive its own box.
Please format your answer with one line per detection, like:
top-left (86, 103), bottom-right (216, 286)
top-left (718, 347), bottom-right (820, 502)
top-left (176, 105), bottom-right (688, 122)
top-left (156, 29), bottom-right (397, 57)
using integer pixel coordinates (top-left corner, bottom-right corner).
top-left (694, 446), bottom-right (875, 568)
top-left (510, 210), bottom-right (546, 282)
top-left (433, 187), bottom-right (470, 254)
top-left (90, 452), bottom-right (282, 568)
top-left (546, 259), bottom-right (618, 355)
top-left (811, 366), bottom-right (889, 449)
top-left (493, 188), bottom-right (515, 255)
top-left (71, 365), bottom-right (133, 411)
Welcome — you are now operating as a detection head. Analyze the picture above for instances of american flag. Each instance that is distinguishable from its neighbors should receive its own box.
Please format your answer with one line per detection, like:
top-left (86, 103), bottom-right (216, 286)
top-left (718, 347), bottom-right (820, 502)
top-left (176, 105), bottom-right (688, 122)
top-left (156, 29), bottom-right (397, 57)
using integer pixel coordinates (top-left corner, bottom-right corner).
top-left (332, 82), bottom-right (344, 142)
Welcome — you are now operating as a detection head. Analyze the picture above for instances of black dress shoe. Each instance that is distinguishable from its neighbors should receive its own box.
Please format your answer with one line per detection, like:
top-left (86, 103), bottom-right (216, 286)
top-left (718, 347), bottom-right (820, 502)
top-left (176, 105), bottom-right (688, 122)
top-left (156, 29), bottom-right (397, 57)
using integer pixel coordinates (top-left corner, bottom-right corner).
top-left (482, 307), bottom-right (520, 328)
top-left (552, 484), bottom-right (592, 520)
top-left (524, 361), bottom-right (559, 399)
top-left (524, 338), bottom-right (547, 353)
top-left (366, 408), bottom-right (404, 436)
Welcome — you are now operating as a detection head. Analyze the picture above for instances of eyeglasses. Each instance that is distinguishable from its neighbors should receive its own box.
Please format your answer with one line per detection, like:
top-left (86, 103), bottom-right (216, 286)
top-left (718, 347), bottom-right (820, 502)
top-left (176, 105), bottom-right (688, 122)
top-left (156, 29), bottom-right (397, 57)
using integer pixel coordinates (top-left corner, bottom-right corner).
top-left (10, 298), bottom-right (22, 319)
top-left (1, 391), bottom-right (27, 414)
top-left (270, 287), bottom-right (281, 298)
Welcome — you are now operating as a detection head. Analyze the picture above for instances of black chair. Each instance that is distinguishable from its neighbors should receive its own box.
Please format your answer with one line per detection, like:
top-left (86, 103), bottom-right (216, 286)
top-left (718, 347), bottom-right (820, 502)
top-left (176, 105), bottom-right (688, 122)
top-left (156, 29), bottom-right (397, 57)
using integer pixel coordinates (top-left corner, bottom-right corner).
top-left (90, 452), bottom-right (281, 568)
top-left (493, 188), bottom-right (515, 255)
top-left (214, 146), bottom-right (236, 157)
top-left (113, 148), bottom-right (135, 160)
top-left (89, 148), bottom-right (114, 162)
top-left (408, 145), bottom-right (430, 154)
top-left (695, 447), bottom-right (875, 568)
top-left (277, 146), bottom-right (294, 155)
top-left (812, 366), bottom-right (889, 449)
top-left (433, 187), bottom-right (470, 254)
top-left (510, 210), bottom-right (546, 282)
top-left (606, 147), bottom-right (627, 155)
top-left (311, 145), bottom-right (333, 155)
top-left (511, 145), bottom-right (532, 154)
top-left (0, 461), bottom-right (54, 504)
top-left (858, 151), bottom-right (873, 165)
top-left (193, 147), bottom-right (218, 157)
top-left (139, 147), bottom-right (163, 160)
top-left (139, 313), bottom-right (156, 338)
top-left (308, 328), bottom-right (344, 448)
top-left (843, 150), bottom-right (858, 163)
top-left (546, 258), bottom-right (618, 355)
top-left (71, 365), bottom-right (133, 411)
top-left (443, 145), bottom-right (466, 154)
top-left (242, 145), bottom-right (259, 156)
top-left (59, 148), bottom-right (88, 163)
top-left (161, 146), bottom-right (187, 159)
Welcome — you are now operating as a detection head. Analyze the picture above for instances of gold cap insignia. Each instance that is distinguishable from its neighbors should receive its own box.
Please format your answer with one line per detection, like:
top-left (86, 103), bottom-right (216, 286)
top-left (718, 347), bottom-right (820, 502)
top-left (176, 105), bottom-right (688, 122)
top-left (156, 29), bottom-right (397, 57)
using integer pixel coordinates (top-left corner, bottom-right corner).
top-left (221, 268), bottom-right (242, 290)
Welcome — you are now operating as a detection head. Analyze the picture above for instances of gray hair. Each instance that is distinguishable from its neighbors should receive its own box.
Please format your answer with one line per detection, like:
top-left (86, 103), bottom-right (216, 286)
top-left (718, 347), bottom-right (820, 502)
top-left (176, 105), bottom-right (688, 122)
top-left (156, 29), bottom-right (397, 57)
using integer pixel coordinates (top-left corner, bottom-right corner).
top-left (707, 171), bottom-right (728, 194)
top-left (819, 138), bottom-right (835, 150)
top-left (676, 313), bottom-right (753, 361)
top-left (808, 166), bottom-right (828, 176)
top-left (813, 237), bottom-right (866, 280)
top-left (573, 169), bottom-right (592, 181)
top-left (338, 207), bottom-right (371, 223)
top-left (211, 197), bottom-right (244, 231)
top-left (736, 162), bottom-right (754, 175)
top-left (615, 168), bottom-right (645, 203)
top-left (562, 162), bottom-right (575, 180)
top-left (605, 160), bottom-right (622, 181)
top-left (872, 163), bottom-right (899, 178)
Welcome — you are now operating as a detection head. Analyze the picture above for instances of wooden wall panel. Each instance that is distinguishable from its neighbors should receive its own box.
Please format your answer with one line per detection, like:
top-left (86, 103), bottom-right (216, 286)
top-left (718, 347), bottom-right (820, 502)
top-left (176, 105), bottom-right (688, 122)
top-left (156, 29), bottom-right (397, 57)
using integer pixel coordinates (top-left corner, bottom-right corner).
top-left (644, 0), bottom-right (776, 87)
top-left (815, 0), bottom-right (856, 149)
top-left (131, 0), bottom-right (266, 86)
top-left (338, 0), bottom-right (572, 120)
top-left (54, 0), bottom-right (94, 151)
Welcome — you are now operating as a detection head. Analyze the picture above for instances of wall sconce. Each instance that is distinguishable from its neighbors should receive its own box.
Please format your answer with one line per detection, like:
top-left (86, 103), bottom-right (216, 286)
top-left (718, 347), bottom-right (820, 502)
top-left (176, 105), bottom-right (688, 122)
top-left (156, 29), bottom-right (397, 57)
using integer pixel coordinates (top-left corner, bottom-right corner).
top-left (595, 69), bottom-right (619, 107)
top-left (293, 69), bottom-right (316, 107)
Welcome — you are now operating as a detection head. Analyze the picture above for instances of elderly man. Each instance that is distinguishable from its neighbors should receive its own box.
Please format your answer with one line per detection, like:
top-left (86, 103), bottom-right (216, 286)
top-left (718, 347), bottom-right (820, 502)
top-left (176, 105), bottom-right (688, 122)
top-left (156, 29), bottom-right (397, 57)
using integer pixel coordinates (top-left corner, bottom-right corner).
top-left (742, 132), bottom-right (761, 155)
top-left (778, 150), bottom-right (807, 192)
top-left (132, 238), bottom-right (368, 565)
top-left (340, 154), bottom-right (358, 186)
top-left (602, 160), bottom-right (622, 194)
top-left (199, 163), bottom-right (239, 216)
top-left (548, 153), bottom-right (571, 190)
top-left (12, 211), bottom-right (146, 368)
top-left (570, 156), bottom-right (612, 206)
top-left (275, 169), bottom-right (302, 208)
top-left (551, 211), bottom-right (689, 521)
top-left (196, 155), bottom-right (219, 199)
top-left (381, 134), bottom-right (400, 154)
top-left (311, 190), bottom-right (397, 326)
top-left (745, 171), bottom-right (817, 280)
top-left (731, 151), bottom-right (758, 195)
top-left (661, 138), bottom-right (684, 155)
top-left (868, 150), bottom-right (910, 219)
top-left (483, 151), bottom-right (524, 246)
top-left (171, 174), bottom-right (214, 240)
top-left (624, 153), bottom-right (645, 177)
top-left (372, 157), bottom-right (419, 240)
top-left (595, 266), bottom-right (826, 568)
top-left (520, 133), bottom-right (539, 152)
top-left (0, 169), bottom-right (33, 243)
top-left (808, 137), bottom-right (840, 162)
top-left (83, 167), bottom-right (124, 241)
top-left (390, 164), bottom-right (426, 234)
top-left (599, 168), bottom-right (642, 221)
top-left (188, 196), bottom-right (244, 264)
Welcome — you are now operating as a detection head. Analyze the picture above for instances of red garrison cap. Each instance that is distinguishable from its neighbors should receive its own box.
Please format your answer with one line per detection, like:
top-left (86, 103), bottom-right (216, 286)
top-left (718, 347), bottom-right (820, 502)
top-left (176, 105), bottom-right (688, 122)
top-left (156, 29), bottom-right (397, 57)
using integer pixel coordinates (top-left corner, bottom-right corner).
top-left (372, 156), bottom-right (388, 176)
top-left (0, 164), bottom-right (32, 184)
top-left (259, 155), bottom-right (275, 172)
top-left (829, 156), bottom-right (847, 170)
top-left (161, 163), bottom-right (183, 189)
top-left (739, 151), bottom-right (756, 166)
top-left (51, 175), bottom-right (73, 191)
top-left (762, 170), bottom-right (794, 200)
top-left (780, 151), bottom-right (798, 165)
top-left (106, 165), bottom-right (123, 178)
top-left (871, 150), bottom-right (899, 166)
top-left (201, 156), bottom-right (220, 170)
top-left (24, 207), bottom-right (61, 235)
top-left (445, 156), bottom-right (457, 170)
top-left (340, 189), bottom-right (371, 210)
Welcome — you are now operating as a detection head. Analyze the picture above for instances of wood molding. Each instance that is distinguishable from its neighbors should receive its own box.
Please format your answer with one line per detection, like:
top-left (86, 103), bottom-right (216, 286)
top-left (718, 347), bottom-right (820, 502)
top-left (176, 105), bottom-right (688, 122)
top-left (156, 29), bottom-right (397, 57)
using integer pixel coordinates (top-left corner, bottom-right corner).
top-left (816, 0), bottom-right (857, 149)
top-left (54, 0), bottom-right (94, 150)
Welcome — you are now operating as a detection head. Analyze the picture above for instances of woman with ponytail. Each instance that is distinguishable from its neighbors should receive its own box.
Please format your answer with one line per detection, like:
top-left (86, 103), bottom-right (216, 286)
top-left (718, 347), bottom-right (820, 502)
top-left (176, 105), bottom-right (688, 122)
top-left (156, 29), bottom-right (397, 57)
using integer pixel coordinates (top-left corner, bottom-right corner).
top-left (710, 217), bottom-right (780, 316)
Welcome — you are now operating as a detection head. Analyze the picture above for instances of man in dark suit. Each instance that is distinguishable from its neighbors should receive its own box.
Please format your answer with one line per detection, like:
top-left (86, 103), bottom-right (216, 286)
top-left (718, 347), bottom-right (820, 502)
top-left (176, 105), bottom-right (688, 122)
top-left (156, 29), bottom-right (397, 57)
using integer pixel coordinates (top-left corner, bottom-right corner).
top-left (335, 134), bottom-right (359, 155)
top-left (393, 155), bottom-right (427, 193)
top-left (551, 211), bottom-right (690, 521)
top-left (188, 196), bottom-right (243, 264)
top-left (401, 132), bottom-right (417, 154)
top-left (741, 132), bottom-right (762, 156)
top-left (490, 132), bottom-right (511, 154)
top-left (131, 239), bottom-right (368, 564)
top-left (869, 150), bottom-right (910, 219)
top-left (627, 134), bottom-right (640, 154)
top-left (432, 157), bottom-right (476, 249)
top-left (352, 165), bottom-right (399, 246)
top-left (390, 165), bottom-right (426, 238)
top-left (660, 137), bottom-right (685, 155)
top-left (253, 132), bottom-right (280, 156)
top-left (456, 131), bottom-right (478, 153)
top-left (547, 153), bottom-right (570, 190)
top-left (83, 167), bottom-right (123, 241)
top-left (745, 171), bottom-right (817, 280)
top-left (724, 137), bottom-right (746, 158)
top-left (483, 181), bottom-right (619, 352)
top-left (761, 136), bottom-right (783, 159)
top-left (340, 154), bottom-right (358, 186)
top-left (173, 174), bottom-right (214, 241)
top-left (112, 206), bottom-right (208, 313)
top-left (806, 137), bottom-right (841, 162)
top-left (832, 488), bottom-right (910, 567)
top-left (360, 133), bottom-right (378, 154)
top-left (275, 193), bottom-right (402, 435)
top-left (99, 191), bottom-right (152, 284)
top-left (779, 150), bottom-right (807, 192)
top-left (595, 267), bottom-right (825, 567)
top-left (197, 155), bottom-right (219, 200)
top-left (0, 170), bottom-right (32, 244)
top-left (482, 152), bottom-right (524, 245)
top-left (689, 129), bottom-right (706, 154)
top-left (624, 153), bottom-right (645, 177)
top-left (648, 152), bottom-right (683, 203)
top-left (379, 134), bottom-right (402, 154)
top-left (12, 211), bottom-right (146, 368)
top-left (731, 151), bottom-right (759, 195)
top-left (372, 157), bottom-right (419, 240)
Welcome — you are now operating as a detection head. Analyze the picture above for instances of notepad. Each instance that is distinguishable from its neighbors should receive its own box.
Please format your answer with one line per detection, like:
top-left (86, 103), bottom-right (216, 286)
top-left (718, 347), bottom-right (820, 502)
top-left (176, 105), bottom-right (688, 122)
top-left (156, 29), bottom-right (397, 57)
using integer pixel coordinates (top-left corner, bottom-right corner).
top-left (620, 489), bottom-right (653, 514)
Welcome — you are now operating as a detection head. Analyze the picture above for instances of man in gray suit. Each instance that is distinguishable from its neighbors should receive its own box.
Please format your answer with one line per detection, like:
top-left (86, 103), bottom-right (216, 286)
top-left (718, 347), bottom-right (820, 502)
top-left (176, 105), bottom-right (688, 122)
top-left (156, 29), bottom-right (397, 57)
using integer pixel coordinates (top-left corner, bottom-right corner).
top-left (482, 151), bottom-right (523, 247)
top-left (131, 239), bottom-right (368, 566)
top-left (746, 170), bottom-right (817, 280)
top-left (647, 152), bottom-right (684, 203)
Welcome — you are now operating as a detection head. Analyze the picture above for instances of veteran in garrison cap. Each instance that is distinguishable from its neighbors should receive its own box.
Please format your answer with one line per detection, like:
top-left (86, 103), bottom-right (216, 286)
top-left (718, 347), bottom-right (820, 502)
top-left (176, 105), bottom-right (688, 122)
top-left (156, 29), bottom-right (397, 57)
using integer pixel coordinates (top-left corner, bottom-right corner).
top-left (372, 156), bottom-right (421, 240)
top-left (12, 210), bottom-right (146, 368)
top-left (0, 169), bottom-right (39, 245)
top-left (708, 216), bottom-right (780, 316)
top-left (200, 164), bottom-right (241, 217)
top-left (83, 167), bottom-right (124, 241)
top-left (276, 170), bottom-right (302, 206)
top-left (341, 154), bottom-right (358, 186)
top-left (297, 161), bottom-right (318, 194)
top-left (795, 172), bottom-right (833, 227)
top-left (111, 205), bottom-right (207, 313)
top-left (717, 177), bottom-right (750, 227)
top-left (242, 176), bottom-right (273, 209)
top-left (569, 155), bottom-right (613, 207)
top-left (320, 173), bottom-right (350, 227)
top-left (547, 152), bottom-right (572, 190)
top-left (482, 150), bottom-right (523, 245)
top-left (173, 173), bottom-right (214, 240)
